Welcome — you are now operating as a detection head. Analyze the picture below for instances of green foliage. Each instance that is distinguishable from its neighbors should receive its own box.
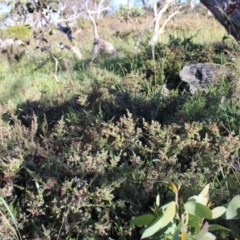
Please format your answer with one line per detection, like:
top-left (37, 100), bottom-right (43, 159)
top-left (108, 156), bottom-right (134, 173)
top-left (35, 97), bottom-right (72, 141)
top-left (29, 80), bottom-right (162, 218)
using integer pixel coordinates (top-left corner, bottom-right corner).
top-left (132, 183), bottom-right (240, 239)
top-left (0, 197), bottom-right (22, 240)
top-left (179, 83), bottom-right (240, 134)
top-left (3, 25), bottom-right (31, 40)
top-left (0, 13), bottom-right (240, 240)
top-left (117, 5), bottom-right (146, 22)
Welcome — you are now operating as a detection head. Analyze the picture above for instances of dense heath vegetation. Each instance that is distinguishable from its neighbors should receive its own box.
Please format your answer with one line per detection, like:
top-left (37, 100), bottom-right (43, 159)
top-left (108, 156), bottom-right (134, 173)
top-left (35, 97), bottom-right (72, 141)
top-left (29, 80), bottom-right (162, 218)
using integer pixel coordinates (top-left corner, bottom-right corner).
top-left (1, 9), bottom-right (240, 239)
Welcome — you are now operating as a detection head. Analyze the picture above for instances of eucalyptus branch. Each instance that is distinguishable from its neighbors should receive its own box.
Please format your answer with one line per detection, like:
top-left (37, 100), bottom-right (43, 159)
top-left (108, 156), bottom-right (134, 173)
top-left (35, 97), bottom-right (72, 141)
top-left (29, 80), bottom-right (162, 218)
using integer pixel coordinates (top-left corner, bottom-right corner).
top-left (149, 8), bottom-right (181, 46)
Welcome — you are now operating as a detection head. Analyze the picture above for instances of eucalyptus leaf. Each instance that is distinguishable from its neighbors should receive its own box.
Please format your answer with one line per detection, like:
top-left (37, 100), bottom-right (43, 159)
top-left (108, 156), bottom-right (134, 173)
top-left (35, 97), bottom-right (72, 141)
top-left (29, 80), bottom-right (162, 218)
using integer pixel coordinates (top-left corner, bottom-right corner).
top-left (199, 184), bottom-right (210, 198)
top-left (208, 224), bottom-right (230, 232)
top-left (195, 195), bottom-right (208, 206)
top-left (172, 222), bottom-right (185, 240)
top-left (211, 206), bottom-right (226, 219)
top-left (198, 232), bottom-right (216, 240)
top-left (151, 222), bottom-right (176, 238)
top-left (185, 200), bottom-right (196, 216)
top-left (226, 195), bottom-right (240, 219)
top-left (196, 221), bottom-right (209, 239)
top-left (195, 202), bottom-right (212, 219)
top-left (141, 201), bottom-right (176, 239)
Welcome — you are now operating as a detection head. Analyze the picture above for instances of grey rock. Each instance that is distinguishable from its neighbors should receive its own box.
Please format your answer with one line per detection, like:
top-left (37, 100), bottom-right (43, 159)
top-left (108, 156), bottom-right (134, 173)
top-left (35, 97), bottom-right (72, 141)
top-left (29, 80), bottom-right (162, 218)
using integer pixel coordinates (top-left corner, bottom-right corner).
top-left (179, 63), bottom-right (232, 94)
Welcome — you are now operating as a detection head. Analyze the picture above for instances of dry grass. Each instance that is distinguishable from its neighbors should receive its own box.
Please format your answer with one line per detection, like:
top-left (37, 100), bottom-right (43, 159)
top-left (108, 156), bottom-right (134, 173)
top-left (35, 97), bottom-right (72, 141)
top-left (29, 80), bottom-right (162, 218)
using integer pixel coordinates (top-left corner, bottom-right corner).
top-left (73, 13), bottom-right (221, 50)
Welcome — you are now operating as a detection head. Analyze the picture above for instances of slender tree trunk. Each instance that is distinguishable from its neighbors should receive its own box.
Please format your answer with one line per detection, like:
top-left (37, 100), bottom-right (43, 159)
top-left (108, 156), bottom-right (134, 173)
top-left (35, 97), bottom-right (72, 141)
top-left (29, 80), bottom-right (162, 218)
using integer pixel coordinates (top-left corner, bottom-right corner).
top-left (149, 0), bottom-right (179, 46)
top-left (201, 0), bottom-right (240, 41)
top-left (127, 0), bottom-right (131, 8)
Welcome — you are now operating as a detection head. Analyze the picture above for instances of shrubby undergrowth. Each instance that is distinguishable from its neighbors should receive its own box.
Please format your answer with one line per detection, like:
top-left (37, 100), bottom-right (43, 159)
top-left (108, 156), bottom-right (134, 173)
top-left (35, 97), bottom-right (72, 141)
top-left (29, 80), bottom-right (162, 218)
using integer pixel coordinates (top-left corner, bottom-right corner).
top-left (1, 14), bottom-right (240, 239)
